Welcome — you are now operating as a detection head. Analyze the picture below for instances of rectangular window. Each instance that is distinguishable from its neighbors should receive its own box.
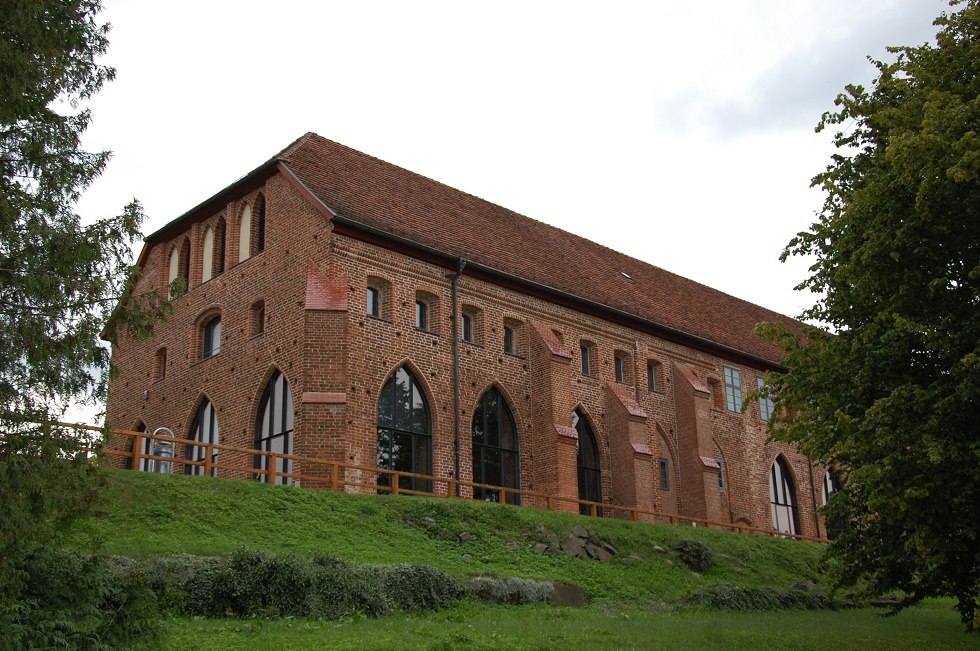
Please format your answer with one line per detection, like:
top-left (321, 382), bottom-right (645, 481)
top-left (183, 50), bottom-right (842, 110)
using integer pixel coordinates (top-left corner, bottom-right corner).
top-left (757, 376), bottom-right (774, 422)
top-left (647, 362), bottom-right (658, 392)
top-left (580, 344), bottom-right (591, 376)
top-left (614, 354), bottom-right (626, 383)
top-left (415, 301), bottom-right (428, 330)
top-left (658, 457), bottom-right (670, 491)
top-left (155, 348), bottom-right (167, 380)
top-left (503, 325), bottom-right (514, 354)
top-left (367, 287), bottom-right (380, 318)
top-left (717, 458), bottom-right (725, 489)
top-left (723, 366), bottom-right (742, 412)
top-left (461, 312), bottom-right (473, 342)
top-left (203, 317), bottom-right (221, 359)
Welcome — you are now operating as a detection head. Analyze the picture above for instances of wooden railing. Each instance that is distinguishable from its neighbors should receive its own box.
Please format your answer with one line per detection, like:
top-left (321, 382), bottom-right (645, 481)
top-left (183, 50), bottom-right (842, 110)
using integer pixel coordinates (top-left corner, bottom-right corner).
top-left (63, 423), bottom-right (827, 544)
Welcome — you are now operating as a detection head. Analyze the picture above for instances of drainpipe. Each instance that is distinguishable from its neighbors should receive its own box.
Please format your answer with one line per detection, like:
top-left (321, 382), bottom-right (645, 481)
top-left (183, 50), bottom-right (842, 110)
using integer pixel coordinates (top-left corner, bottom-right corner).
top-left (450, 255), bottom-right (467, 496)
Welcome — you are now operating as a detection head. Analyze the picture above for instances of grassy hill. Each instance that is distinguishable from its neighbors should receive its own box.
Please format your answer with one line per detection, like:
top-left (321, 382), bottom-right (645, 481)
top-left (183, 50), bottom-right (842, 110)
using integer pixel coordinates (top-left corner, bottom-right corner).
top-left (62, 470), bottom-right (976, 650)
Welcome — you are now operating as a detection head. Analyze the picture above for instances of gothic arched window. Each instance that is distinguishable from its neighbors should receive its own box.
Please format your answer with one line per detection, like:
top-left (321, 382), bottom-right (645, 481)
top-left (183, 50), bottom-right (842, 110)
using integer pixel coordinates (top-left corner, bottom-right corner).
top-left (377, 367), bottom-right (432, 493)
top-left (573, 409), bottom-right (602, 516)
top-left (472, 387), bottom-right (519, 504)
top-left (255, 371), bottom-right (294, 484)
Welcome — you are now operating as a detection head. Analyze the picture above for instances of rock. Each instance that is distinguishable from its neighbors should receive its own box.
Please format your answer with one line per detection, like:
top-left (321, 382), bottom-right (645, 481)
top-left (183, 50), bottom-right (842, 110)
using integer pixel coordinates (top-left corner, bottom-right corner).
top-left (458, 532), bottom-right (475, 542)
top-left (423, 516), bottom-right (436, 527)
top-left (562, 536), bottom-right (584, 557)
top-left (571, 525), bottom-right (590, 539)
top-left (664, 559), bottom-right (673, 566)
top-left (732, 565), bottom-right (748, 575)
top-left (505, 540), bottom-right (519, 549)
top-left (533, 543), bottom-right (549, 553)
top-left (547, 541), bottom-right (561, 554)
top-left (584, 543), bottom-right (601, 559)
top-left (462, 553), bottom-right (472, 561)
top-left (602, 542), bottom-right (617, 556)
top-left (550, 582), bottom-right (587, 608)
top-left (535, 524), bottom-right (550, 539)
top-left (628, 554), bottom-right (644, 562)
top-left (653, 544), bottom-right (666, 553)
top-left (594, 548), bottom-right (613, 562)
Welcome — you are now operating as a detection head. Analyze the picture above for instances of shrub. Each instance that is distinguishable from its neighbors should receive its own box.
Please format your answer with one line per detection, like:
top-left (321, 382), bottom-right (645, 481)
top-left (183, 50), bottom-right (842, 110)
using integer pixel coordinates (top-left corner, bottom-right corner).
top-left (1, 548), bottom-right (160, 650)
top-left (467, 576), bottom-right (555, 604)
top-left (378, 564), bottom-right (463, 612)
top-left (310, 553), bottom-right (393, 618)
top-left (685, 584), bottom-right (829, 611)
top-left (673, 539), bottom-right (714, 572)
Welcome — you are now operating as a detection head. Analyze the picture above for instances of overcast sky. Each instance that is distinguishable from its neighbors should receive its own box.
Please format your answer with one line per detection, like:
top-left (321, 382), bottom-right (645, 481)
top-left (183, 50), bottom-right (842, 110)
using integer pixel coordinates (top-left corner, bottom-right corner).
top-left (76, 0), bottom-right (947, 320)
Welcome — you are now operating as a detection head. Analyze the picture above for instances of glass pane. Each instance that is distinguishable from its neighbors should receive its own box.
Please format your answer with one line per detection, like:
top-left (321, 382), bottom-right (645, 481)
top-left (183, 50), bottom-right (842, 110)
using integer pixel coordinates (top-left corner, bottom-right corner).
top-left (282, 377), bottom-right (293, 433)
top-left (394, 369), bottom-right (412, 429)
top-left (471, 409), bottom-right (484, 444)
top-left (485, 392), bottom-right (499, 448)
top-left (377, 377), bottom-right (394, 428)
top-left (411, 383), bottom-right (428, 434)
top-left (392, 431), bottom-right (413, 473)
top-left (500, 405), bottom-right (516, 451)
top-left (377, 427), bottom-right (393, 470)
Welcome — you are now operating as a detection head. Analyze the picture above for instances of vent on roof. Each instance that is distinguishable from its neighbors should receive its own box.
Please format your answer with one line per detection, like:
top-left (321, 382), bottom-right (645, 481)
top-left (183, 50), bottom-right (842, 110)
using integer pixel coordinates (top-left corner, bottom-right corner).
top-left (620, 271), bottom-right (634, 281)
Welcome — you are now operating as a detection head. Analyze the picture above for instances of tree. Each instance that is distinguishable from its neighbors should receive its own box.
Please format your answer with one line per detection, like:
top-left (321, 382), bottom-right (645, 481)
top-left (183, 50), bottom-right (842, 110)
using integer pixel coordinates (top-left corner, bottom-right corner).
top-left (761, 0), bottom-right (980, 631)
top-left (0, 0), bottom-right (169, 641)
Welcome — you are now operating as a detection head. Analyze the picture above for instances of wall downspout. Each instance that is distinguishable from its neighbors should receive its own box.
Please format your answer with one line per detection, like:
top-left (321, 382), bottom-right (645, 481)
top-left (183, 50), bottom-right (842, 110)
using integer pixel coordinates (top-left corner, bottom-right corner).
top-left (450, 256), bottom-right (467, 496)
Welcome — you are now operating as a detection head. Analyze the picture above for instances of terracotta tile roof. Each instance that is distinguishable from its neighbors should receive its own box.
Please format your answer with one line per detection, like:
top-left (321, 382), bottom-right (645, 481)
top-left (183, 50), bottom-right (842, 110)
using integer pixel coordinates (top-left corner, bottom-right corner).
top-left (277, 133), bottom-right (792, 365)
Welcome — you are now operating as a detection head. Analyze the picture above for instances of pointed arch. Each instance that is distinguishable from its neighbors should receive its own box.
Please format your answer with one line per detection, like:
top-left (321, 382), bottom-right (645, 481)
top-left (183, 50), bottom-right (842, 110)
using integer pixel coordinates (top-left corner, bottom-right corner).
top-left (770, 455), bottom-right (800, 535)
top-left (186, 395), bottom-right (219, 476)
top-left (254, 369), bottom-right (295, 485)
top-left (213, 216), bottom-right (226, 276)
top-left (471, 384), bottom-right (520, 504)
top-left (202, 226), bottom-right (215, 282)
top-left (376, 364), bottom-right (432, 494)
top-left (572, 407), bottom-right (602, 516)
top-left (254, 192), bottom-right (266, 254)
top-left (126, 420), bottom-right (150, 471)
top-left (238, 203), bottom-right (252, 263)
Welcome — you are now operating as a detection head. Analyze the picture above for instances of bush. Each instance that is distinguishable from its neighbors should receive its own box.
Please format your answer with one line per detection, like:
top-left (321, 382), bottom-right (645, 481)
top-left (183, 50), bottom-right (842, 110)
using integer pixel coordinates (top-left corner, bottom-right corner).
top-left (685, 584), bottom-right (829, 611)
top-left (310, 553), bottom-right (393, 618)
top-left (379, 564), bottom-right (463, 612)
top-left (0, 548), bottom-right (160, 650)
top-left (467, 576), bottom-right (555, 604)
top-left (673, 539), bottom-right (714, 572)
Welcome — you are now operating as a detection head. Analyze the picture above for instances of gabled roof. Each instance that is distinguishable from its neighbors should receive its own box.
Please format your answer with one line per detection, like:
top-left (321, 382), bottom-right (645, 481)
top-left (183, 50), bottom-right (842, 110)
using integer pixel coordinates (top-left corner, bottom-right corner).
top-left (144, 132), bottom-right (794, 367)
top-left (277, 133), bottom-right (793, 367)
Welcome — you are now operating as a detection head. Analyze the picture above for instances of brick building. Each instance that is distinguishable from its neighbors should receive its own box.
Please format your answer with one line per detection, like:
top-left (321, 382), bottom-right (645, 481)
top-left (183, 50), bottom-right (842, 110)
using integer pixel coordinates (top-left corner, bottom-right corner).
top-left (106, 133), bottom-right (829, 538)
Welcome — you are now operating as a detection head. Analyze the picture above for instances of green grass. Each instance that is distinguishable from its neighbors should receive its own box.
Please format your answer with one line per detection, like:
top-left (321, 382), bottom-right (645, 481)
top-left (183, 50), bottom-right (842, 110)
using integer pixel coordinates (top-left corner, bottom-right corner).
top-left (140, 601), bottom-right (978, 651)
top-left (67, 470), bottom-right (825, 606)
top-left (67, 471), bottom-right (978, 648)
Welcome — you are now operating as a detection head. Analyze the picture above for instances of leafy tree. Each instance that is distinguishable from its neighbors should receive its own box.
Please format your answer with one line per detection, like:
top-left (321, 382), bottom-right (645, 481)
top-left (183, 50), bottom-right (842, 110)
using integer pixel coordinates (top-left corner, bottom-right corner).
top-left (0, 0), bottom-right (169, 640)
top-left (761, 0), bottom-right (980, 631)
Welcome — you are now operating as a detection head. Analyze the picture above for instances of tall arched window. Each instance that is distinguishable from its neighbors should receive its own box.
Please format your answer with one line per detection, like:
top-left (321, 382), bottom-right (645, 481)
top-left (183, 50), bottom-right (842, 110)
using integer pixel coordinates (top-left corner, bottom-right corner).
top-left (770, 457), bottom-right (800, 535)
top-left (214, 217), bottom-right (226, 276)
top-left (472, 387), bottom-right (519, 504)
top-left (255, 371), bottom-right (294, 485)
top-left (573, 409), bottom-right (602, 516)
top-left (125, 421), bottom-right (150, 471)
top-left (377, 366), bottom-right (431, 494)
top-left (167, 237), bottom-right (190, 297)
top-left (186, 399), bottom-right (219, 476)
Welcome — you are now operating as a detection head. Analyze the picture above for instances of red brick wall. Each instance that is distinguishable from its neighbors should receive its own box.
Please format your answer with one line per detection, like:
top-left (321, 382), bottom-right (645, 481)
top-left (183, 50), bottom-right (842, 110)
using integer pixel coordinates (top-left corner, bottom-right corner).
top-left (107, 170), bottom-right (820, 535)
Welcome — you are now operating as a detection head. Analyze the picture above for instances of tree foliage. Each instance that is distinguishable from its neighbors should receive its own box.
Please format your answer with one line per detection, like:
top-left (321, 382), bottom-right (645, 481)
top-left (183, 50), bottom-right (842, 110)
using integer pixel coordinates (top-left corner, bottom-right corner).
top-left (0, 0), bottom-right (169, 638)
top-left (761, 0), bottom-right (980, 631)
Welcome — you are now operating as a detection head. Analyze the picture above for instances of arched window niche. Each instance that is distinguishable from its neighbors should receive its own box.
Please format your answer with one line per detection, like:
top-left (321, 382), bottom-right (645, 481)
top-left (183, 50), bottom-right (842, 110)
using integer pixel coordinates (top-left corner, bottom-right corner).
top-left (573, 409), bottom-right (602, 516)
top-left (376, 366), bottom-right (432, 494)
top-left (770, 456), bottom-right (800, 535)
top-left (254, 370), bottom-right (295, 485)
top-left (471, 387), bottom-right (520, 504)
top-left (186, 398), bottom-right (219, 477)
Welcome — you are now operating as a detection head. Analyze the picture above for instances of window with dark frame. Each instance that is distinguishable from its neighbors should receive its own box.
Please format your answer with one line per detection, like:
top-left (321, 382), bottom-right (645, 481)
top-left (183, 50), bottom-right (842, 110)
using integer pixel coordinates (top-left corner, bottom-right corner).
top-left (255, 194), bottom-right (266, 254)
top-left (757, 376), bottom-right (774, 422)
top-left (461, 312), bottom-right (473, 342)
top-left (503, 325), bottom-right (514, 354)
top-left (717, 457), bottom-right (725, 489)
top-left (573, 409), bottom-right (602, 516)
top-left (255, 303), bottom-right (265, 336)
top-left (202, 316), bottom-right (221, 358)
top-left (770, 457), bottom-right (800, 535)
top-left (155, 347), bottom-right (167, 380)
top-left (580, 343), bottom-right (592, 376)
top-left (415, 300), bottom-right (428, 331)
top-left (614, 353), bottom-right (626, 383)
top-left (186, 399), bottom-right (219, 477)
top-left (723, 366), bottom-right (742, 412)
top-left (254, 371), bottom-right (294, 485)
top-left (647, 361), bottom-right (660, 392)
top-left (367, 286), bottom-right (380, 318)
top-left (376, 366), bottom-right (432, 494)
top-left (471, 387), bottom-right (520, 505)
top-left (658, 457), bottom-right (670, 491)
